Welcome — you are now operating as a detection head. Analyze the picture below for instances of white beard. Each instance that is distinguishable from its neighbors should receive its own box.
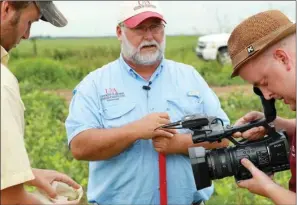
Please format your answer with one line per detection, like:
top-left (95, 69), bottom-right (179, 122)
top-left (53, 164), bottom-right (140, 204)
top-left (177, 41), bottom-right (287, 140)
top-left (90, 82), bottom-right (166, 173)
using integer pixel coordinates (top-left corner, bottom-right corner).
top-left (121, 29), bottom-right (166, 65)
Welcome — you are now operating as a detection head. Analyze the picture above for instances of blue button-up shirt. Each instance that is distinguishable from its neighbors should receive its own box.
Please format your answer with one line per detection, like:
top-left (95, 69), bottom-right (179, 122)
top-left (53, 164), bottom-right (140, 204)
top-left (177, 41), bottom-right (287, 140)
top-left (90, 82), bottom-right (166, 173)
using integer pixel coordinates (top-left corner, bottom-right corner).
top-left (65, 55), bottom-right (230, 205)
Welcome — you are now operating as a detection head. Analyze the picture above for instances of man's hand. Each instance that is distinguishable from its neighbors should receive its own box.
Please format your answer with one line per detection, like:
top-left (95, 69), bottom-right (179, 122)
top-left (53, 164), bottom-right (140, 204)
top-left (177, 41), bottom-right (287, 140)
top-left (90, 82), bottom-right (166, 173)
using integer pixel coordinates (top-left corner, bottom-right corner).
top-left (238, 158), bottom-right (296, 205)
top-left (26, 169), bottom-right (81, 199)
top-left (152, 134), bottom-right (176, 154)
top-left (129, 112), bottom-right (177, 140)
top-left (152, 133), bottom-right (192, 155)
top-left (237, 158), bottom-right (276, 197)
top-left (233, 111), bottom-right (266, 141)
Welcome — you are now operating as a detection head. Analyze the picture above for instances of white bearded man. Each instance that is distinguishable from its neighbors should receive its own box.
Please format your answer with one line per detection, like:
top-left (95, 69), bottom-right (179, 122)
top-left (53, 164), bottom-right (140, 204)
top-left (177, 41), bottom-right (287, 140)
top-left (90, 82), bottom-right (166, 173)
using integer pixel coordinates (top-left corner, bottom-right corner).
top-left (65, 1), bottom-right (230, 204)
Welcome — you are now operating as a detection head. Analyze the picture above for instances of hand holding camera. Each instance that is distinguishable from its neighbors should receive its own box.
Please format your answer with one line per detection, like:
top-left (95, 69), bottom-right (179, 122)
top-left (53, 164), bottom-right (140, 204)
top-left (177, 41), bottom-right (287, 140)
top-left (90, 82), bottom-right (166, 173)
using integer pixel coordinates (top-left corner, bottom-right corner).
top-left (233, 111), bottom-right (267, 141)
top-left (237, 158), bottom-right (277, 198)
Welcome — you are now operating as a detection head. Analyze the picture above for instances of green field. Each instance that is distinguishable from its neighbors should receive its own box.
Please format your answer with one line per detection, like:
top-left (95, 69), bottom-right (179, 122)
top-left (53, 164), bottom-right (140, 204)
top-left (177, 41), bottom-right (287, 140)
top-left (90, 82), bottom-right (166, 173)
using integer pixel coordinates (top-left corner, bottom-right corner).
top-left (9, 36), bottom-right (245, 89)
top-left (9, 36), bottom-right (294, 204)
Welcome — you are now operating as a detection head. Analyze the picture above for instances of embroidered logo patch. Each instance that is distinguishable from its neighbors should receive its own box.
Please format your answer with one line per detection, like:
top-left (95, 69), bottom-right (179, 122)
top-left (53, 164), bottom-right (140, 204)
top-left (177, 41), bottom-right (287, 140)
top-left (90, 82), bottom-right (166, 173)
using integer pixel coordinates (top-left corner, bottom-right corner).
top-left (101, 88), bottom-right (125, 102)
top-left (247, 45), bottom-right (255, 55)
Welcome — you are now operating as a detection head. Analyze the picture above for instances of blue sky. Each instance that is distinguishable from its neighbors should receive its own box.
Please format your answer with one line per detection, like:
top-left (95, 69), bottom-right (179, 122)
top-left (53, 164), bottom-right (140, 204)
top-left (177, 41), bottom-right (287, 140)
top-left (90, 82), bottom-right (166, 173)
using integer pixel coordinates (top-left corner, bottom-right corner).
top-left (30, 1), bottom-right (296, 37)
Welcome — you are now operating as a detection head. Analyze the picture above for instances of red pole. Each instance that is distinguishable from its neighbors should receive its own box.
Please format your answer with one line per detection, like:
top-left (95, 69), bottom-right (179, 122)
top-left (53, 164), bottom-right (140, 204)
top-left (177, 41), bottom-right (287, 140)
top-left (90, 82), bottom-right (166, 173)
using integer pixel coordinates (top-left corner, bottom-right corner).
top-left (159, 153), bottom-right (167, 205)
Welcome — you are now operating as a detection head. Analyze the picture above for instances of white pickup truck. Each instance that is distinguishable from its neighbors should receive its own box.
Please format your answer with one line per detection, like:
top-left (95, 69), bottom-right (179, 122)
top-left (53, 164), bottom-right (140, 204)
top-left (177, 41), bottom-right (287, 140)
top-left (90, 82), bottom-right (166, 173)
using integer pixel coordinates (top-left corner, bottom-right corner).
top-left (195, 33), bottom-right (231, 65)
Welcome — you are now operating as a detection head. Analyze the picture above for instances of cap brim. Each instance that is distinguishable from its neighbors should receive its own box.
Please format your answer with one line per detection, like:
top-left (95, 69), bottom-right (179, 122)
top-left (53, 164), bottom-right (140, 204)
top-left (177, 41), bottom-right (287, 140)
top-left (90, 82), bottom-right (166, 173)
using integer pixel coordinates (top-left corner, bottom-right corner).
top-left (36, 1), bottom-right (67, 27)
top-left (124, 11), bottom-right (166, 28)
top-left (231, 23), bottom-right (296, 78)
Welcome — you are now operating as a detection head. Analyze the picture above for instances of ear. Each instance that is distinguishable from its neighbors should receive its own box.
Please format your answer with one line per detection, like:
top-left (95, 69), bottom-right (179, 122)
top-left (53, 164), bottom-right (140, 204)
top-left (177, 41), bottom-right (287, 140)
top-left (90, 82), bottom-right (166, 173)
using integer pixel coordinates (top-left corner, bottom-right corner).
top-left (273, 49), bottom-right (290, 70)
top-left (1, 1), bottom-right (10, 21)
top-left (116, 25), bottom-right (122, 41)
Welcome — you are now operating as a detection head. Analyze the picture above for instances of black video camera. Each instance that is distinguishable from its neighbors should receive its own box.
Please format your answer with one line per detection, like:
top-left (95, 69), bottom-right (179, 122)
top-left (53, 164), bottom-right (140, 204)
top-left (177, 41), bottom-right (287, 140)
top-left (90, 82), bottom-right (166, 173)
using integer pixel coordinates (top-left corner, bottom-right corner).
top-left (158, 87), bottom-right (290, 190)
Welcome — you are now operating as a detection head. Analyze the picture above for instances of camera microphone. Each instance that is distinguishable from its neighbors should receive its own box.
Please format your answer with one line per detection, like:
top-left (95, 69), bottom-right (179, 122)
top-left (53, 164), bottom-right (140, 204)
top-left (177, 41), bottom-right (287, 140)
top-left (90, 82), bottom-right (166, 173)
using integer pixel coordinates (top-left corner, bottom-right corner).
top-left (142, 81), bottom-right (152, 91)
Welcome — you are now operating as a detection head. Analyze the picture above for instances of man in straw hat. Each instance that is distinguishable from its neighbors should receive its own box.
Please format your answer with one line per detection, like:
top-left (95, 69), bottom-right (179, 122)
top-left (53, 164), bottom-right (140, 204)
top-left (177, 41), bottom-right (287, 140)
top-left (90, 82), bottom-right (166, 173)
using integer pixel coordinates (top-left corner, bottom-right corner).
top-left (1, 1), bottom-right (82, 204)
top-left (228, 10), bottom-right (296, 204)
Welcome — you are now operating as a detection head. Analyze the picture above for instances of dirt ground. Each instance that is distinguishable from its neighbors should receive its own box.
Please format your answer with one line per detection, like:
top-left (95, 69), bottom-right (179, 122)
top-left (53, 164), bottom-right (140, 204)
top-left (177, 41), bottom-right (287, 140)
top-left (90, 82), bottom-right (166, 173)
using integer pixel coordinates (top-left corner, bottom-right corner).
top-left (53, 85), bottom-right (253, 104)
top-left (211, 84), bottom-right (252, 97)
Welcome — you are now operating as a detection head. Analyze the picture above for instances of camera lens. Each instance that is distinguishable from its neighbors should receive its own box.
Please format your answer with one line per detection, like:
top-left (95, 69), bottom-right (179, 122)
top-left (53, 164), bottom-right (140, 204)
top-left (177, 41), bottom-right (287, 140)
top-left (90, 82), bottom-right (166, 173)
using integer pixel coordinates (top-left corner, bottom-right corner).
top-left (207, 148), bottom-right (234, 179)
top-left (190, 132), bottom-right (290, 190)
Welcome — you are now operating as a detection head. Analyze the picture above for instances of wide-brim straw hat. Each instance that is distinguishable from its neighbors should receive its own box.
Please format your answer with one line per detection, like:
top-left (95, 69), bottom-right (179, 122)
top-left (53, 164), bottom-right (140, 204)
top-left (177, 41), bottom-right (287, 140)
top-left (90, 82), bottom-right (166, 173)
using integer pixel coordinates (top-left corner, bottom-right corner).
top-left (228, 10), bottom-right (296, 78)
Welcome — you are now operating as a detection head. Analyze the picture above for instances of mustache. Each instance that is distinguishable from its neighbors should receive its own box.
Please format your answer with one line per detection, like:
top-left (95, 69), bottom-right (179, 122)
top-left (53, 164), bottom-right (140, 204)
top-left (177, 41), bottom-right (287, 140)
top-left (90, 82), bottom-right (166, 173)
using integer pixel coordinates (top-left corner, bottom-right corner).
top-left (138, 41), bottom-right (160, 50)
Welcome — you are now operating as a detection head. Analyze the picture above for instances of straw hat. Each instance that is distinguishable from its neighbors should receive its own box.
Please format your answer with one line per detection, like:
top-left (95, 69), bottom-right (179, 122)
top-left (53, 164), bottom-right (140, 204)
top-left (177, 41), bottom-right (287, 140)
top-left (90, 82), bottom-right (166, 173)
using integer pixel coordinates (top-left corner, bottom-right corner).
top-left (228, 10), bottom-right (296, 78)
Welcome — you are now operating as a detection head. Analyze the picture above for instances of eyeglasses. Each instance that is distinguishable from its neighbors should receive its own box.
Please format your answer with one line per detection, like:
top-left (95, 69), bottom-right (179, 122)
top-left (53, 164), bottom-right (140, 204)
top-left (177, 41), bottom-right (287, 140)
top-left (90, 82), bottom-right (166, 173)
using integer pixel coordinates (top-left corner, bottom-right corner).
top-left (121, 23), bottom-right (165, 35)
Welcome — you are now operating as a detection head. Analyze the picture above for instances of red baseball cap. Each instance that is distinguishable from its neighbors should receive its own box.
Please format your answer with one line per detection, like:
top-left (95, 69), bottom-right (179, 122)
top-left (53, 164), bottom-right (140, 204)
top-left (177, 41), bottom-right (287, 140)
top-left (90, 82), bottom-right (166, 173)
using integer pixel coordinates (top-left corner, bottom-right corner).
top-left (118, 1), bottom-right (166, 28)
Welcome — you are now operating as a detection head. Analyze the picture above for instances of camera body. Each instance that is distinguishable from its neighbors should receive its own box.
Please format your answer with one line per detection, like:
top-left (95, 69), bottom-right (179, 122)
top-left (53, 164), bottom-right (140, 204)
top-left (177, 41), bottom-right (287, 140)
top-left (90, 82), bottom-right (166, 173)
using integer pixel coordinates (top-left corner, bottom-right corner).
top-left (188, 118), bottom-right (290, 190)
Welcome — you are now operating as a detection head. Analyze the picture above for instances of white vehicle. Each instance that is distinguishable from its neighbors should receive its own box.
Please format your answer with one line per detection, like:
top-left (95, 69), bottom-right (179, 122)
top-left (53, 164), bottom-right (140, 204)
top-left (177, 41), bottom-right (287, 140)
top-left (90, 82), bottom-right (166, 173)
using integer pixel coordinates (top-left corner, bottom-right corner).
top-left (195, 33), bottom-right (231, 65)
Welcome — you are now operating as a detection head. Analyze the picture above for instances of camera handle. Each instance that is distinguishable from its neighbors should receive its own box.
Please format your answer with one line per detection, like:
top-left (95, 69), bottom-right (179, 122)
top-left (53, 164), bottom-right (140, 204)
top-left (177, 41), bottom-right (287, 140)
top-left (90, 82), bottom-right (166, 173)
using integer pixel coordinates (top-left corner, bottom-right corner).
top-left (225, 118), bottom-right (270, 146)
top-left (192, 118), bottom-right (274, 146)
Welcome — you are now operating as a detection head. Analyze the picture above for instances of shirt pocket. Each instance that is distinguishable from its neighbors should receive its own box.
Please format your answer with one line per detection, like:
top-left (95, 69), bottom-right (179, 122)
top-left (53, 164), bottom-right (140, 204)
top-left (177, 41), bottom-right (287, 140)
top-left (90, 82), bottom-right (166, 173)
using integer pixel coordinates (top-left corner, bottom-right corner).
top-left (166, 94), bottom-right (204, 123)
top-left (101, 101), bottom-right (137, 128)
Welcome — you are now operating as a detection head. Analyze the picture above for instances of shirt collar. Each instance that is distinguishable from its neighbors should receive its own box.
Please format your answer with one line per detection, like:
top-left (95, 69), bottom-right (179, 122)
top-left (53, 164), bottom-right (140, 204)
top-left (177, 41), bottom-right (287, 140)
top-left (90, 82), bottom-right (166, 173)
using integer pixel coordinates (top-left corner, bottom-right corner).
top-left (1, 46), bottom-right (9, 67)
top-left (119, 54), bottom-right (165, 82)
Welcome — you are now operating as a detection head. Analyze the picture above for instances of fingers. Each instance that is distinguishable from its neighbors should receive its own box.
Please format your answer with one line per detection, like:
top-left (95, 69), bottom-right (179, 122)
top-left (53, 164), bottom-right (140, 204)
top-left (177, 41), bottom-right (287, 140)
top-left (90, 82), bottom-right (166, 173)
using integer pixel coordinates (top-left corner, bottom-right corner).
top-left (233, 127), bottom-right (265, 140)
top-left (161, 128), bottom-right (177, 135)
top-left (152, 137), bottom-right (164, 152)
top-left (233, 111), bottom-right (266, 140)
top-left (234, 117), bottom-right (246, 126)
top-left (233, 131), bottom-right (242, 138)
top-left (154, 129), bottom-right (174, 138)
top-left (37, 180), bottom-right (57, 198)
top-left (243, 111), bottom-right (263, 122)
top-left (156, 112), bottom-right (170, 119)
top-left (237, 178), bottom-right (253, 189)
top-left (241, 127), bottom-right (266, 140)
top-left (152, 136), bottom-right (171, 153)
top-left (54, 173), bottom-right (81, 189)
top-left (234, 111), bottom-right (264, 127)
top-left (152, 136), bottom-right (164, 145)
top-left (158, 118), bottom-right (171, 125)
top-left (237, 158), bottom-right (258, 189)
top-left (240, 158), bottom-right (258, 176)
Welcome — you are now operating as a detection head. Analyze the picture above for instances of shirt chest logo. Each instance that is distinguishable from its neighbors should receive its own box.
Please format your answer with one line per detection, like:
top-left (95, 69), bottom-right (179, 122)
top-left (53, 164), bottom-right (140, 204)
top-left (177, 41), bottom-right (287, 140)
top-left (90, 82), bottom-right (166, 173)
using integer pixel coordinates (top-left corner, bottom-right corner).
top-left (101, 88), bottom-right (126, 102)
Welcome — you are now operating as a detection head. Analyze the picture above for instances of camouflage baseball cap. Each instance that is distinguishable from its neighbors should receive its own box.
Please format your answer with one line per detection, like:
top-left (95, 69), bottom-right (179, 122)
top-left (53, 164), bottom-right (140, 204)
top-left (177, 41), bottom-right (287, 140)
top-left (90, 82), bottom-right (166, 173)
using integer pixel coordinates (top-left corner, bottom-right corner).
top-left (34, 1), bottom-right (67, 27)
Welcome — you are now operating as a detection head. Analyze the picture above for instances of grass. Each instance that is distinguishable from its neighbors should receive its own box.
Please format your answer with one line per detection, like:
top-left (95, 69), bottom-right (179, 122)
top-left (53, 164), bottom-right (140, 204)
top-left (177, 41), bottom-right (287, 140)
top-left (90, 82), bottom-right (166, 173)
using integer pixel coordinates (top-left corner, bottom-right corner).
top-left (9, 36), bottom-right (245, 88)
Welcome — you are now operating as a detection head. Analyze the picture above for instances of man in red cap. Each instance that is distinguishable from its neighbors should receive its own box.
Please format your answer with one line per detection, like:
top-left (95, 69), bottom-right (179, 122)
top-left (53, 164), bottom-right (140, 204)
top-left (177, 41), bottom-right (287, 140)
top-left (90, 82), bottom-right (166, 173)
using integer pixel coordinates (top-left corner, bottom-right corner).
top-left (116, 1), bottom-right (167, 67)
top-left (228, 10), bottom-right (296, 205)
top-left (66, 1), bottom-right (230, 205)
